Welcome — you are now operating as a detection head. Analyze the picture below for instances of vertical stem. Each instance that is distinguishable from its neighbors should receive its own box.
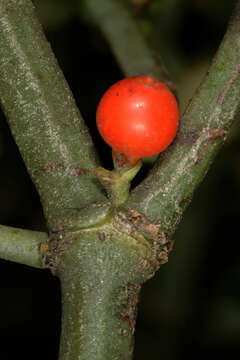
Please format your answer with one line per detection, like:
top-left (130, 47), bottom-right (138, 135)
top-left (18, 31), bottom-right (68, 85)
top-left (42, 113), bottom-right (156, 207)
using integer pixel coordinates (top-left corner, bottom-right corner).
top-left (56, 228), bottom-right (150, 360)
top-left (59, 271), bottom-right (139, 360)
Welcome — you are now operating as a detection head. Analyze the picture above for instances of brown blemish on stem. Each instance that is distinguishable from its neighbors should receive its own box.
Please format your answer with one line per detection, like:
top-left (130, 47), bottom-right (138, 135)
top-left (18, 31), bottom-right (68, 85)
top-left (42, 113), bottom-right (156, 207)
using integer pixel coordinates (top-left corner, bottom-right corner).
top-left (33, 163), bottom-right (87, 178)
top-left (112, 149), bottom-right (131, 169)
top-left (121, 314), bottom-right (134, 334)
top-left (39, 241), bottom-right (48, 255)
top-left (176, 129), bottom-right (200, 145)
top-left (121, 284), bottom-right (140, 335)
top-left (192, 129), bottom-right (227, 166)
top-left (98, 232), bottom-right (106, 242)
top-left (179, 196), bottom-right (192, 209)
top-left (40, 232), bottom-right (77, 274)
top-left (116, 209), bottom-right (171, 270)
top-left (128, 209), bottom-right (167, 246)
top-left (218, 64), bottom-right (240, 105)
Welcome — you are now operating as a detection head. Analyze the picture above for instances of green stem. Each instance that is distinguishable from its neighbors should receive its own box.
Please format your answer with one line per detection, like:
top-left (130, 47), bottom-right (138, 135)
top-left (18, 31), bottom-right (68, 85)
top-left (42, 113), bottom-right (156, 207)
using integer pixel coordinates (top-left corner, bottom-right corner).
top-left (94, 160), bottom-right (142, 207)
top-left (59, 266), bottom-right (138, 360)
top-left (124, 0), bottom-right (240, 237)
top-left (0, 0), bottom-right (106, 231)
top-left (82, 0), bottom-right (174, 89)
top-left (56, 224), bottom-right (151, 360)
top-left (0, 224), bottom-right (46, 268)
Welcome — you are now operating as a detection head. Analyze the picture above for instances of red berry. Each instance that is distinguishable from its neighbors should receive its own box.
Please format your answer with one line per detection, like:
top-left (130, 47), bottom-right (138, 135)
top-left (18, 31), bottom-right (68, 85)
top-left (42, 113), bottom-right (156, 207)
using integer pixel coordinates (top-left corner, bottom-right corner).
top-left (96, 75), bottom-right (179, 164)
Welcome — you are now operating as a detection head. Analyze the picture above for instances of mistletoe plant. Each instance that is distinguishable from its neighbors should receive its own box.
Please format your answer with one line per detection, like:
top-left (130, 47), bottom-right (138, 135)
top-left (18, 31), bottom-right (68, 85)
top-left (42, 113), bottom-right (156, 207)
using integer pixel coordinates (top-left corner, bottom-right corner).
top-left (0, 1), bottom-right (240, 360)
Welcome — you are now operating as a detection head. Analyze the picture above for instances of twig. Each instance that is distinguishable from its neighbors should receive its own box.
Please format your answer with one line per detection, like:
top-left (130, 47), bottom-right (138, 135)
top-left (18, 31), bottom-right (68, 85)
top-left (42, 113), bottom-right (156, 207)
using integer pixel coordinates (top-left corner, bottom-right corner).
top-left (0, 225), bottom-right (47, 268)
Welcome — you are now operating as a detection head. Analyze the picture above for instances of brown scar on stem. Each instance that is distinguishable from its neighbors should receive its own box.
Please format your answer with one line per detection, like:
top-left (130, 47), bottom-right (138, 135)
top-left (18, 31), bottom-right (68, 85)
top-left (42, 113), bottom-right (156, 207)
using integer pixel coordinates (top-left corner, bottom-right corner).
top-left (179, 196), bottom-right (192, 209)
top-left (121, 284), bottom-right (139, 335)
top-left (121, 314), bottom-right (134, 334)
top-left (39, 241), bottom-right (48, 255)
top-left (157, 248), bottom-right (169, 265)
top-left (192, 129), bottom-right (227, 166)
top-left (175, 129), bottom-right (200, 144)
top-left (91, 201), bottom-right (110, 208)
top-left (127, 209), bottom-right (172, 267)
top-left (33, 163), bottom-right (88, 177)
top-left (128, 209), bottom-right (167, 246)
top-left (98, 232), bottom-right (106, 242)
top-left (218, 64), bottom-right (240, 105)
top-left (116, 209), bottom-right (171, 268)
top-left (112, 149), bottom-right (130, 169)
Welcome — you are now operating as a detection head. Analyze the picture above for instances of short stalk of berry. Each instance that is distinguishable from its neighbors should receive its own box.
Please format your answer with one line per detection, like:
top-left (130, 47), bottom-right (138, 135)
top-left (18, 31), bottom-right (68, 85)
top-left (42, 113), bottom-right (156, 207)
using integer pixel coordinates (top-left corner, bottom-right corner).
top-left (94, 152), bottom-right (142, 207)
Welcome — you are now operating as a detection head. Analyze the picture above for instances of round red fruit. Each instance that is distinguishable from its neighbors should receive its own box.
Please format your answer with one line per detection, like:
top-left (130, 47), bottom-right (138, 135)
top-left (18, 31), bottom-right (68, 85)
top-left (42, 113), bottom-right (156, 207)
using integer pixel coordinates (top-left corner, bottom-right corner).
top-left (96, 75), bottom-right (179, 164)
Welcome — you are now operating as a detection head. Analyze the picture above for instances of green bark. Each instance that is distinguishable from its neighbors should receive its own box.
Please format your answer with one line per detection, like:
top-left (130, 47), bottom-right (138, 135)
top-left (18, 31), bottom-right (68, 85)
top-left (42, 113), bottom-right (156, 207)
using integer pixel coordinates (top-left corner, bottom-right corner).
top-left (0, 0), bottom-right (106, 230)
top-left (124, 2), bottom-right (240, 237)
top-left (40, 206), bottom-right (169, 360)
top-left (40, 204), bottom-right (164, 360)
top-left (58, 230), bottom-right (144, 360)
top-left (0, 225), bottom-right (46, 268)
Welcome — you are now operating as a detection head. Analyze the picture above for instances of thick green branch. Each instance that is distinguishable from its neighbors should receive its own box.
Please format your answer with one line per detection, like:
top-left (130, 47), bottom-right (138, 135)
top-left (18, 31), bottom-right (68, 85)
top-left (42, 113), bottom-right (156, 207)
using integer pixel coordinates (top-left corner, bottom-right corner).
top-left (124, 1), bottom-right (240, 236)
top-left (51, 220), bottom-right (155, 360)
top-left (82, 0), bottom-right (174, 88)
top-left (0, 0), bottom-right (106, 230)
top-left (0, 224), bottom-right (46, 268)
top-left (41, 202), bottom-right (169, 360)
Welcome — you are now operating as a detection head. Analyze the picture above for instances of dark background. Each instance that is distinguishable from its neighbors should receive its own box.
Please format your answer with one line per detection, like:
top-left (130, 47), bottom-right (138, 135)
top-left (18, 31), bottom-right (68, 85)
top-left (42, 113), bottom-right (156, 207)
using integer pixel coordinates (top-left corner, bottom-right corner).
top-left (0, 0), bottom-right (239, 359)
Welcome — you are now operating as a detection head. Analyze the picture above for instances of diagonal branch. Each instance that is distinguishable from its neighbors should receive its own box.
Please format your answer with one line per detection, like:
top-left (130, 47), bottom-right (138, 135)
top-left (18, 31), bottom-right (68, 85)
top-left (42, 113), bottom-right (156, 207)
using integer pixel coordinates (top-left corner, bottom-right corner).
top-left (124, 0), bottom-right (240, 236)
top-left (83, 0), bottom-right (175, 90)
top-left (0, 224), bottom-right (47, 268)
top-left (0, 0), bottom-right (106, 230)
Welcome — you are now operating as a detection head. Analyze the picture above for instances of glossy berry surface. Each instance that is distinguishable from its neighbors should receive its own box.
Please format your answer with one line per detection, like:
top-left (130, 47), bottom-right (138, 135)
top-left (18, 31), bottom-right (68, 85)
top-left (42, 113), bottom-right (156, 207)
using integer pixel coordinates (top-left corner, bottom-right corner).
top-left (96, 75), bottom-right (179, 164)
